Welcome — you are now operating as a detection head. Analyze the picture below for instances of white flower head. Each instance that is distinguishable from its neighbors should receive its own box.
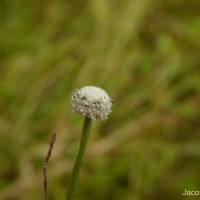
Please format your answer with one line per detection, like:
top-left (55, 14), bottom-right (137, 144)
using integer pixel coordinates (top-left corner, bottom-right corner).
top-left (71, 86), bottom-right (114, 120)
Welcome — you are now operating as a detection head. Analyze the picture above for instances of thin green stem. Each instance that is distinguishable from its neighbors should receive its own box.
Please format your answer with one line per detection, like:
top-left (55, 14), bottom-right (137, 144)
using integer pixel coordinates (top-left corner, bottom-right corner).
top-left (66, 117), bottom-right (92, 200)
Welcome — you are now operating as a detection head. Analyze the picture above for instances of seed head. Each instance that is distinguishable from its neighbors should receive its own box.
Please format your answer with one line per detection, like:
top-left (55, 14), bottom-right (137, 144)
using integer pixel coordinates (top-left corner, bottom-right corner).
top-left (71, 86), bottom-right (114, 120)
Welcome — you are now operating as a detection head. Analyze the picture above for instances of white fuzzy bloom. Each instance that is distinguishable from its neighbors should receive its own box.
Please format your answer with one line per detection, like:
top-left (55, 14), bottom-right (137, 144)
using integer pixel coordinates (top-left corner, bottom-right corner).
top-left (71, 86), bottom-right (114, 120)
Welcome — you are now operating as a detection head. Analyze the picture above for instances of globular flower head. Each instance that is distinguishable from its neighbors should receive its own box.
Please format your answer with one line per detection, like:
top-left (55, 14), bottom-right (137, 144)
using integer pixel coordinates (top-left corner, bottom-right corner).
top-left (71, 86), bottom-right (114, 120)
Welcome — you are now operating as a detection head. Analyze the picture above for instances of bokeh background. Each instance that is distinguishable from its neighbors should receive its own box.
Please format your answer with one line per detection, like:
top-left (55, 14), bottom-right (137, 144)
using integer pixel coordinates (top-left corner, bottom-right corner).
top-left (0, 0), bottom-right (200, 199)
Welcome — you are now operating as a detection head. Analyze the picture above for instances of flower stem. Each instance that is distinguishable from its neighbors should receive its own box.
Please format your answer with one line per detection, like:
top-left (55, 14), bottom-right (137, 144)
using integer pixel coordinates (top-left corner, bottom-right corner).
top-left (66, 117), bottom-right (92, 200)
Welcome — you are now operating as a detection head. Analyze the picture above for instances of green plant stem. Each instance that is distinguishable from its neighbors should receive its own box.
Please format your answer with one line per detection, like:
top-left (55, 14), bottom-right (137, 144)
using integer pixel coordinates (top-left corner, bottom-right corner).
top-left (66, 117), bottom-right (92, 200)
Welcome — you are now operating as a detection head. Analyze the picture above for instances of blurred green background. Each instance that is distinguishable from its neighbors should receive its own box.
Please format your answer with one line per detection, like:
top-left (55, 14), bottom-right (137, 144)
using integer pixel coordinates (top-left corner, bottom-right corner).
top-left (0, 0), bottom-right (200, 199)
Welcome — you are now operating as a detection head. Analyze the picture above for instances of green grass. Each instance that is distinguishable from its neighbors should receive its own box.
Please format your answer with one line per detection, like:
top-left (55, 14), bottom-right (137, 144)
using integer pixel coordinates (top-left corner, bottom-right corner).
top-left (0, 0), bottom-right (200, 199)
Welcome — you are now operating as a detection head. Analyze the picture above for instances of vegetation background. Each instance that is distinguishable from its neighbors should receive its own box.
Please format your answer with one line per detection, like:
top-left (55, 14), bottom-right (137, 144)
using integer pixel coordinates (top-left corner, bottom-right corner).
top-left (0, 0), bottom-right (200, 199)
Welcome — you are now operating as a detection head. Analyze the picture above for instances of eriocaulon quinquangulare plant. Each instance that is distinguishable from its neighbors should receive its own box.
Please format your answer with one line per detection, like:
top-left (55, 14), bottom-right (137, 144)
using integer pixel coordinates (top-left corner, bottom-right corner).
top-left (66, 86), bottom-right (114, 200)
